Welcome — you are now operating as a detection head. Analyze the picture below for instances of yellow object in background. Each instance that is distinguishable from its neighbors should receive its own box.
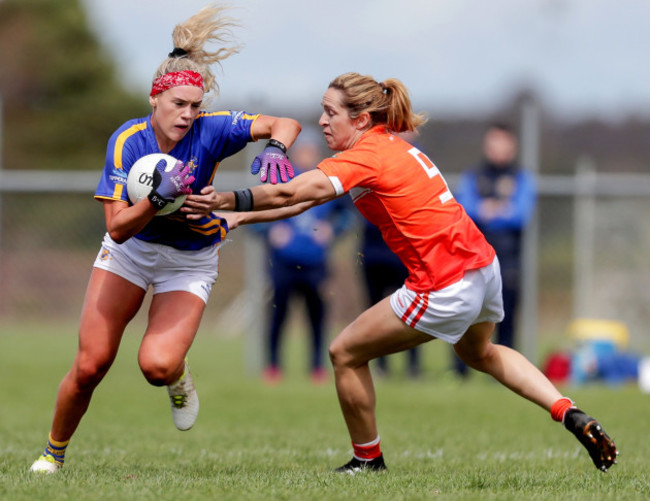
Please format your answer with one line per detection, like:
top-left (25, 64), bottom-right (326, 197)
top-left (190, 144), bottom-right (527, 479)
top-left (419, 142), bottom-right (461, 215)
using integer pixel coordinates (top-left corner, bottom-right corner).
top-left (568, 318), bottom-right (629, 349)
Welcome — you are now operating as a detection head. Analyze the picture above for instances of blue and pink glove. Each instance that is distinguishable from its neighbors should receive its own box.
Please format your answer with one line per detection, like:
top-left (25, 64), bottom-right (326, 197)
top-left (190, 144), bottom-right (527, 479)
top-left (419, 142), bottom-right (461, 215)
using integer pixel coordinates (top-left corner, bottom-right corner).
top-left (251, 139), bottom-right (295, 184)
top-left (148, 159), bottom-right (195, 210)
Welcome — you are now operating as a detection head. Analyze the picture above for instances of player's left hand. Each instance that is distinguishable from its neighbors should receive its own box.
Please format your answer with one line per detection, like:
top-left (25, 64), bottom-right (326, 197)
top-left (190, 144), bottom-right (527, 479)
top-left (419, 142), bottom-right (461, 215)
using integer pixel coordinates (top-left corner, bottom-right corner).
top-left (251, 140), bottom-right (294, 184)
top-left (182, 185), bottom-right (219, 220)
top-left (153, 160), bottom-right (195, 201)
top-left (215, 211), bottom-right (243, 231)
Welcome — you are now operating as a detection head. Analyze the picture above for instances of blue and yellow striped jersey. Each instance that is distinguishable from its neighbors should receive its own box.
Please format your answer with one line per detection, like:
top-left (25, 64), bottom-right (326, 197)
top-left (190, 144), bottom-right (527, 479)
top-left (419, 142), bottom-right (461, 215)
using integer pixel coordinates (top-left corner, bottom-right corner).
top-left (95, 110), bottom-right (259, 250)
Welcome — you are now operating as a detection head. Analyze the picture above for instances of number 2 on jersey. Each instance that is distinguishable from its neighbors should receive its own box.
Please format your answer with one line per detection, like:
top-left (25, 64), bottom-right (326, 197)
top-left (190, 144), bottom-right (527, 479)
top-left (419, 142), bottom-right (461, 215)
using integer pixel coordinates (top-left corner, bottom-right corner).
top-left (408, 147), bottom-right (453, 203)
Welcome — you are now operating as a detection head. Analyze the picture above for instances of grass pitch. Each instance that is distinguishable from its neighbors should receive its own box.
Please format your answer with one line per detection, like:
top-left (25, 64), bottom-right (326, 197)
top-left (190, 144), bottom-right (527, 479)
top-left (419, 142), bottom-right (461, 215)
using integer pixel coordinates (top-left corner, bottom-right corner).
top-left (1, 322), bottom-right (648, 500)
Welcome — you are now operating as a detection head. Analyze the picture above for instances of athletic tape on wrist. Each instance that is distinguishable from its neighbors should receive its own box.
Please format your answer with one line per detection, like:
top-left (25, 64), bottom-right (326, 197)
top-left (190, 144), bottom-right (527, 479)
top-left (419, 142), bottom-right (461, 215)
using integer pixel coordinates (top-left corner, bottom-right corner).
top-left (233, 188), bottom-right (254, 211)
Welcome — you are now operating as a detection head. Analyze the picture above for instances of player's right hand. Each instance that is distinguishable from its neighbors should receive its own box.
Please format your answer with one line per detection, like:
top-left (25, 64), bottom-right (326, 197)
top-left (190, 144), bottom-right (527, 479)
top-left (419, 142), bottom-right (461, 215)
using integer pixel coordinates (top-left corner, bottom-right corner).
top-left (250, 141), bottom-right (295, 184)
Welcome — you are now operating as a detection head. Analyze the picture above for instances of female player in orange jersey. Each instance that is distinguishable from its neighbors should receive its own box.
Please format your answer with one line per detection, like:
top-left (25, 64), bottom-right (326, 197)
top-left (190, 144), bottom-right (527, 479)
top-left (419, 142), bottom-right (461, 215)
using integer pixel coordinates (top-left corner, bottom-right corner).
top-left (209, 72), bottom-right (617, 473)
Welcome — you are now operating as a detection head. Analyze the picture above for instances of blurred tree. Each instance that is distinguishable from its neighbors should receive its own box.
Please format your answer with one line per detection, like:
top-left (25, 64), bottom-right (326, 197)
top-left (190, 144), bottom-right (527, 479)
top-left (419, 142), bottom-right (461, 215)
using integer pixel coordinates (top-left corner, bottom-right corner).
top-left (0, 0), bottom-right (149, 171)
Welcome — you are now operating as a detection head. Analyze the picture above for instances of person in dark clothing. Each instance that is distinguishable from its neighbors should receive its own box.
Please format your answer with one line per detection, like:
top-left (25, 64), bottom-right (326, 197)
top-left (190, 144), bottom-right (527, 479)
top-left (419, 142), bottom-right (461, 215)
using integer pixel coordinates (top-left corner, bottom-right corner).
top-left (256, 128), bottom-right (354, 384)
top-left (361, 220), bottom-right (420, 378)
top-left (452, 123), bottom-right (536, 376)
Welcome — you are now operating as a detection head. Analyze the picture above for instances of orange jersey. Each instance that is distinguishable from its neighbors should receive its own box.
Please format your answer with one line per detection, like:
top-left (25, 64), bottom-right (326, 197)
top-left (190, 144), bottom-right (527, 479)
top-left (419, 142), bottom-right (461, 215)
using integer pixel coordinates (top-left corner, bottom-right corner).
top-left (318, 126), bottom-right (495, 292)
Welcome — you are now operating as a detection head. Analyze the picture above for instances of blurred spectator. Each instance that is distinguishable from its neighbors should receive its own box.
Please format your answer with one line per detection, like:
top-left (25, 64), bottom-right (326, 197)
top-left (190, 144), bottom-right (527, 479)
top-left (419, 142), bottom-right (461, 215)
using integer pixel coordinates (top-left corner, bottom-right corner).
top-left (361, 220), bottom-right (421, 378)
top-left (256, 127), bottom-right (355, 384)
top-left (452, 122), bottom-right (536, 376)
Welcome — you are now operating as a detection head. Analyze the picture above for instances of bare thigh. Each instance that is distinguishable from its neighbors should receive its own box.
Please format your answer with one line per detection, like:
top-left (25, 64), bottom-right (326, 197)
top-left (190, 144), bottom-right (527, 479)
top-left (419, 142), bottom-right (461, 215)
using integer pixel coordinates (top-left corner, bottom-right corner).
top-left (330, 297), bottom-right (434, 367)
top-left (138, 290), bottom-right (207, 384)
top-left (453, 321), bottom-right (496, 365)
top-left (77, 268), bottom-right (147, 377)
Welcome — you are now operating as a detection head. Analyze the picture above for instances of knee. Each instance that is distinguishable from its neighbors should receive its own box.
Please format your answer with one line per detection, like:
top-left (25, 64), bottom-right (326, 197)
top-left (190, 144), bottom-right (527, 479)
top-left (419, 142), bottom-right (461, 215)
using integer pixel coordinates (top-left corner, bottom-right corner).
top-left (74, 354), bottom-right (112, 392)
top-left (455, 342), bottom-right (495, 372)
top-left (139, 352), bottom-right (180, 386)
top-left (328, 338), bottom-right (345, 369)
top-left (328, 336), bottom-right (357, 370)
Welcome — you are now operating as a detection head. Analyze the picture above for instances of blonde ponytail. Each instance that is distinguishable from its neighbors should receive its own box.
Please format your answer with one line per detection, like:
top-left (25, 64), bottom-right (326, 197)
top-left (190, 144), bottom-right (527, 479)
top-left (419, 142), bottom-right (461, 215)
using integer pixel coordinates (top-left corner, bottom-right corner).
top-left (152, 4), bottom-right (241, 99)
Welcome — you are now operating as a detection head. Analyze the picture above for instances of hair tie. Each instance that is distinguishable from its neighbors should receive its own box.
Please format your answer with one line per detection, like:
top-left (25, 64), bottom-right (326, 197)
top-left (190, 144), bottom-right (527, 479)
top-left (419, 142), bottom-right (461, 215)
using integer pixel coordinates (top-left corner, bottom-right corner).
top-left (168, 47), bottom-right (188, 58)
top-left (379, 82), bottom-right (388, 94)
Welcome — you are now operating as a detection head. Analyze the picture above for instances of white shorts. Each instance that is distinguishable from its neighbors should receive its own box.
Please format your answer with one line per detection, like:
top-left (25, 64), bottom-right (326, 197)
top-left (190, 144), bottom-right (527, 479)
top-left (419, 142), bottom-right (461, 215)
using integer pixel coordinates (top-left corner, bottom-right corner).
top-left (93, 233), bottom-right (221, 304)
top-left (389, 258), bottom-right (504, 344)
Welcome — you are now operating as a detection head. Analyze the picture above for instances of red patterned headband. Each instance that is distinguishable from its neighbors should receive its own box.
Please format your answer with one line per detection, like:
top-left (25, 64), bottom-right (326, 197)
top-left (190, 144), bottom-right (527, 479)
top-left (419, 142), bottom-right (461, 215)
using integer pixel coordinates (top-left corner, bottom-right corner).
top-left (150, 70), bottom-right (204, 96)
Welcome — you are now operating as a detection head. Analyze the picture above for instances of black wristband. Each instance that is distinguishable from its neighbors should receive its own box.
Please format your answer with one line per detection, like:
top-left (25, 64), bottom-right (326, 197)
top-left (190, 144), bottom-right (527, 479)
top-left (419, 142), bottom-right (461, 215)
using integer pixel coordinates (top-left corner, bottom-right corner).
top-left (267, 138), bottom-right (287, 154)
top-left (148, 190), bottom-right (169, 210)
top-left (233, 188), bottom-right (254, 211)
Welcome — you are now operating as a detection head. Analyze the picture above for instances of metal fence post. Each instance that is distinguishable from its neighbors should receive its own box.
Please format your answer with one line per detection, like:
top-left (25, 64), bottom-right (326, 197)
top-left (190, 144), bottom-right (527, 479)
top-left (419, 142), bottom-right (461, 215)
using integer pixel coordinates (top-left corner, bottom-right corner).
top-left (573, 156), bottom-right (597, 319)
top-left (519, 97), bottom-right (540, 364)
top-left (242, 144), bottom-right (266, 376)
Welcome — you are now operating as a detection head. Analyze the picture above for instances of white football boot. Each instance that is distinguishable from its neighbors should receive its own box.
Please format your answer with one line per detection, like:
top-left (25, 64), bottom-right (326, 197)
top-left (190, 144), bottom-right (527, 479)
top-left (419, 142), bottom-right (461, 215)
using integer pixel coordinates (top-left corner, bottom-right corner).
top-left (166, 360), bottom-right (199, 431)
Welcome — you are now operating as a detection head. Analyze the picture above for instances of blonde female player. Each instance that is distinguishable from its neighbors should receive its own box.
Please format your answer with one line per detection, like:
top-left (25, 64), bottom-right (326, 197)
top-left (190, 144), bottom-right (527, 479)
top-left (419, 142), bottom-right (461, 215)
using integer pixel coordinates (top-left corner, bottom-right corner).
top-left (212, 72), bottom-right (618, 473)
top-left (30, 5), bottom-right (300, 474)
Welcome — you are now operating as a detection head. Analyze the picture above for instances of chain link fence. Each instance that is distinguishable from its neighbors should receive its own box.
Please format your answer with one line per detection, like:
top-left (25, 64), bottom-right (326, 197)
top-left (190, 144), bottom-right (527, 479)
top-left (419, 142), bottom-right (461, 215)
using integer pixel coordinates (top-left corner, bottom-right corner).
top-left (1, 166), bottom-right (649, 363)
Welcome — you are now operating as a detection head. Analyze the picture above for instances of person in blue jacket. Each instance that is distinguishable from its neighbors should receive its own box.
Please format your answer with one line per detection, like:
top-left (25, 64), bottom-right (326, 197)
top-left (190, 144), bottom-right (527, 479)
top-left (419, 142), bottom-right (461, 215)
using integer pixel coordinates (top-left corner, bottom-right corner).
top-left (452, 122), bottom-right (536, 376)
top-left (256, 128), bottom-right (355, 384)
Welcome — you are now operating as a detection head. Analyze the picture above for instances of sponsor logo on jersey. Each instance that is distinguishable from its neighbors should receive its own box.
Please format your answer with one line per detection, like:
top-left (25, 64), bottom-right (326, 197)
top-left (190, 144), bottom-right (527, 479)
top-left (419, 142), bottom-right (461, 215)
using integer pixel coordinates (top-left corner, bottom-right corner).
top-left (109, 175), bottom-right (127, 184)
top-left (111, 168), bottom-right (127, 180)
top-left (231, 111), bottom-right (244, 125)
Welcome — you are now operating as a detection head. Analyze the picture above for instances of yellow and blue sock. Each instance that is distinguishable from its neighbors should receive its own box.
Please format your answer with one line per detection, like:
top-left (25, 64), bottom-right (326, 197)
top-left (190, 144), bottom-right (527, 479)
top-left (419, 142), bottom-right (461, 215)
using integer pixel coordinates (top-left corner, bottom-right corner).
top-left (40, 433), bottom-right (70, 466)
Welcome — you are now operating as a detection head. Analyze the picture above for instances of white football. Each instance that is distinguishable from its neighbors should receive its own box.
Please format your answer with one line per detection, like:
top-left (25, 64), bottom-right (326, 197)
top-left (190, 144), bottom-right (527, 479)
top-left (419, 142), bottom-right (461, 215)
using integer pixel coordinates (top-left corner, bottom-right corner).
top-left (126, 153), bottom-right (188, 216)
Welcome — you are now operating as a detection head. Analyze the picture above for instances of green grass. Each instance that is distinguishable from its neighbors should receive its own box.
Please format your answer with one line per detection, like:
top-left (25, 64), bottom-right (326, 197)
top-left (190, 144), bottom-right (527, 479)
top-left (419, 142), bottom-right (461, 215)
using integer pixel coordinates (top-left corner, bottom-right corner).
top-left (1, 322), bottom-right (648, 500)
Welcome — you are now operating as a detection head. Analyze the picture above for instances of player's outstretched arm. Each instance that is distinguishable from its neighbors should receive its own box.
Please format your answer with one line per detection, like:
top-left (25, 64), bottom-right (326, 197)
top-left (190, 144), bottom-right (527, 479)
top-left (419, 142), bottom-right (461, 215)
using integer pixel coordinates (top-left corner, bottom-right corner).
top-left (216, 200), bottom-right (319, 230)
top-left (215, 169), bottom-right (337, 213)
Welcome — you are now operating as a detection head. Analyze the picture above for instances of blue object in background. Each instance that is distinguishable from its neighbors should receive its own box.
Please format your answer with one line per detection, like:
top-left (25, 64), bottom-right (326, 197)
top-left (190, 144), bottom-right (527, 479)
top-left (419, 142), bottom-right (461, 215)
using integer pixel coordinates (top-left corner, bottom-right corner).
top-left (571, 339), bottom-right (640, 385)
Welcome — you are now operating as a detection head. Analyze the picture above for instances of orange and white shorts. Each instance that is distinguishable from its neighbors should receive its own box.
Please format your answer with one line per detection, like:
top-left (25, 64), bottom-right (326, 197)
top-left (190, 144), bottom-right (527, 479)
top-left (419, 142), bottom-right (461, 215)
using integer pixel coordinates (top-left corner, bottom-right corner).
top-left (389, 258), bottom-right (504, 344)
